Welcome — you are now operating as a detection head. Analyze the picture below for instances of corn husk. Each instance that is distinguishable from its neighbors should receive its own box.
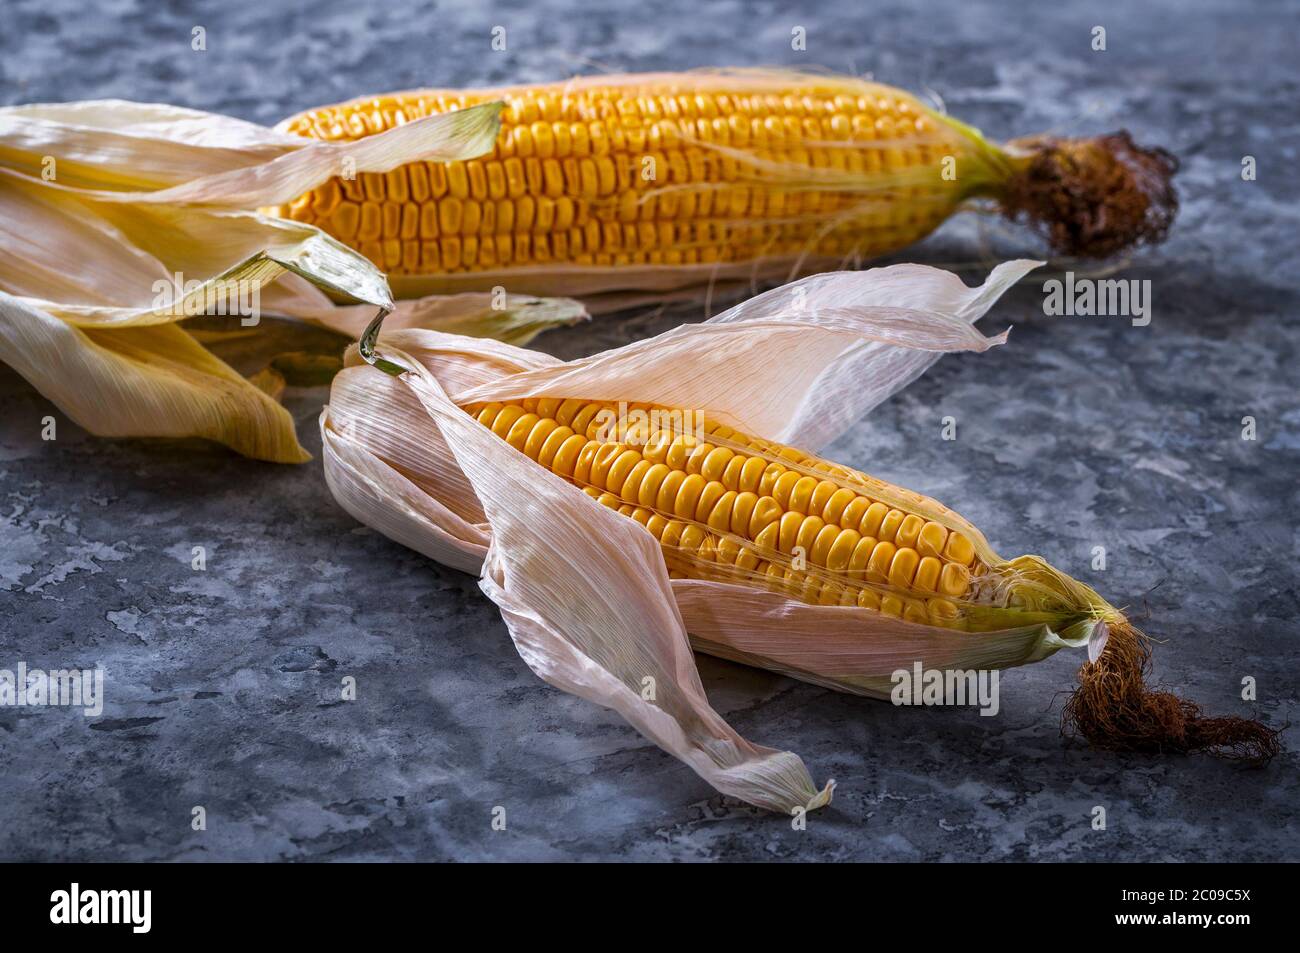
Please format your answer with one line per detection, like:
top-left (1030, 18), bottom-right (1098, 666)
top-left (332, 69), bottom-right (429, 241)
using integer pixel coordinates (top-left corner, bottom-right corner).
top-left (0, 100), bottom-right (584, 462)
top-left (320, 259), bottom-right (1116, 812)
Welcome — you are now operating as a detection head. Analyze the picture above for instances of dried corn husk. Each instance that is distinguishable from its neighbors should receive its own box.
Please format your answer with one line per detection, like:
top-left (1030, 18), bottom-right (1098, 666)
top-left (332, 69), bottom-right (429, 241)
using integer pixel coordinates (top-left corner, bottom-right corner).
top-left (0, 100), bottom-right (584, 462)
top-left (322, 260), bottom-right (1062, 811)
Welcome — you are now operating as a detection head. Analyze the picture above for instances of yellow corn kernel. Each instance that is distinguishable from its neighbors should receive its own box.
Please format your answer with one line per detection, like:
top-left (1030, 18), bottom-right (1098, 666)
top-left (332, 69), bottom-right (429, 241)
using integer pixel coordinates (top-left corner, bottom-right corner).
top-left (464, 399), bottom-right (986, 626)
top-left (277, 75), bottom-right (977, 277)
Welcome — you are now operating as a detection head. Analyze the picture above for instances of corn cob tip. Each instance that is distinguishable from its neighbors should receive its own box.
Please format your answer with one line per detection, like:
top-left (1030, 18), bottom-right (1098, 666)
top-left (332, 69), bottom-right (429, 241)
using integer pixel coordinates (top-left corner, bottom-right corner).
top-left (1062, 621), bottom-right (1283, 764)
top-left (1000, 130), bottom-right (1179, 258)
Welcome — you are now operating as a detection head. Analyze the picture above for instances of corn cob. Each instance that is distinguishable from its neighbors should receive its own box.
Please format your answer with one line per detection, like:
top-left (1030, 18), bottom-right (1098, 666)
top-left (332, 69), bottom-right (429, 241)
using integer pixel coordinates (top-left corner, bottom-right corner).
top-left (276, 71), bottom-right (1177, 292)
top-left (460, 394), bottom-right (1280, 762)
top-left (464, 396), bottom-right (1092, 636)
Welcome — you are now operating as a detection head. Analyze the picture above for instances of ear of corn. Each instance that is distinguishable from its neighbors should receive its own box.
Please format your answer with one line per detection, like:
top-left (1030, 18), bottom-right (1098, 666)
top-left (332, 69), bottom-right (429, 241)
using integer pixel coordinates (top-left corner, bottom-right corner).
top-left (319, 262), bottom-right (1277, 814)
top-left (326, 296), bottom-right (1007, 814)
top-left (454, 394), bottom-right (1278, 767)
top-left (278, 73), bottom-right (988, 276)
top-left (275, 70), bottom-right (1177, 299)
top-left (462, 396), bottom-right (1112, 643)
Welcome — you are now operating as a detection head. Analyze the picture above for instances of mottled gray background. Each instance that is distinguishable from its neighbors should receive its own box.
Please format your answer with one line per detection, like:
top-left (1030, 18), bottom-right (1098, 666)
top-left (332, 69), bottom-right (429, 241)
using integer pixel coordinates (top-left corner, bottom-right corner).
top-left (1, 0), bottom-right (1297, 861)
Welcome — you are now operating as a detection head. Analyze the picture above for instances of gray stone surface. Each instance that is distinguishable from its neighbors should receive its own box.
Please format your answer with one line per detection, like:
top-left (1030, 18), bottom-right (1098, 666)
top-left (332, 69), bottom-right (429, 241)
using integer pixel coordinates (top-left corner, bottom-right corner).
top-left (1, 0), bottom-right (1297, 861)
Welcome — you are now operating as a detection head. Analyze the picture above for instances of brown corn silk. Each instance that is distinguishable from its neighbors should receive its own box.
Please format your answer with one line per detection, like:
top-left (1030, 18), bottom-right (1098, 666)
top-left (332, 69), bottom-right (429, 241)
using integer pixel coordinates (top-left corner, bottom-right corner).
top-left (275, 70), bottom-right (1178, 307)
top-left (1001, 131), bottom-right (1179, 258)
top-left (1066, 623), bottom-right (1280, 762)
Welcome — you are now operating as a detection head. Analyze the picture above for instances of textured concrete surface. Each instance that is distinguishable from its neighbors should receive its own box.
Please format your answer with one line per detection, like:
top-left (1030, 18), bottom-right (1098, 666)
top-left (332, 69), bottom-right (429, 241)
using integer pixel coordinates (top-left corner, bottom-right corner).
top-left (1, 0), bottom-right (1297, 861)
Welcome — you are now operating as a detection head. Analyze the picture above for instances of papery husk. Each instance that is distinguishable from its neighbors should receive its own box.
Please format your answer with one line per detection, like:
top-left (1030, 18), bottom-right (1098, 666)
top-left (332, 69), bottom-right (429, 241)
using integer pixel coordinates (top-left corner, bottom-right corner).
top-left (321, 259), bottom-right (1278, 811)
top-left (0, 99), bottom-right (584, 462)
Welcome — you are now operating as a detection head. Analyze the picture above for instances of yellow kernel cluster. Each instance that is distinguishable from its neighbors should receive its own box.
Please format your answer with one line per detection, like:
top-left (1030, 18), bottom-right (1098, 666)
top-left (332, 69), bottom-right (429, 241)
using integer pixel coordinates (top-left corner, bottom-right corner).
top-left (467, 397), bottom-right (983, 628)
top-left (278, 79), bottom-right (967, 275)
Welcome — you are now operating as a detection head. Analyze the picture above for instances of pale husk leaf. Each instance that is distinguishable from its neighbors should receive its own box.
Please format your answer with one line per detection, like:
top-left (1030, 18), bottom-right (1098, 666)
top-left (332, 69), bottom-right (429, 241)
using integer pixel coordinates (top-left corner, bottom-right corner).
top-left (0, 291), bottom-right (310, 462)
top-left (454, 259), bottom-right (1040, 448)
top-left (0, 100), bottom-right (581, 461)
top-left (0, 99), bottom-right (503, 207)
top-left (405, 357), bottom-right (833, 812)
top-left (0, 99), bottom-right (303, 190)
